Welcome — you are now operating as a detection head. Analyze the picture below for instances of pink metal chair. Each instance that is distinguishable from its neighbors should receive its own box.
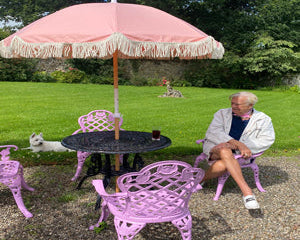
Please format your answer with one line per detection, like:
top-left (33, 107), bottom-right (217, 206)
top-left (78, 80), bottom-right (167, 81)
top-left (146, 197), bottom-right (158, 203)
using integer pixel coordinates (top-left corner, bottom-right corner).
top-left (90, 160), bottom-right (205, 240)
top-left (0, 145), bottom-right (34, 218)
top-left (194, 139), bottom-right (266, 201)
top-left (71, 110), bottom-right (123, 181)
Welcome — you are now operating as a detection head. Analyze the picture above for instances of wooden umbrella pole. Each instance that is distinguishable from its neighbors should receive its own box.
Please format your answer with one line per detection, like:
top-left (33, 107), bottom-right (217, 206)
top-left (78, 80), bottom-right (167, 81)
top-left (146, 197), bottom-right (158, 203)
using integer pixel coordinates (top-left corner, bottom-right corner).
top-left (113, 50), bottom-right (120, 142)
top-left (113, 50), bottom-right (120, 192)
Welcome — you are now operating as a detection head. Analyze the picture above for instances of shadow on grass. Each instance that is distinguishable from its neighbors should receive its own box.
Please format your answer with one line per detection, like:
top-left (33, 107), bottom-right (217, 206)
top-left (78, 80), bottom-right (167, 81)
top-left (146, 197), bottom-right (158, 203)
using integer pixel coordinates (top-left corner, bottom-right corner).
top-left (12, 150), bottom-right (77, 167)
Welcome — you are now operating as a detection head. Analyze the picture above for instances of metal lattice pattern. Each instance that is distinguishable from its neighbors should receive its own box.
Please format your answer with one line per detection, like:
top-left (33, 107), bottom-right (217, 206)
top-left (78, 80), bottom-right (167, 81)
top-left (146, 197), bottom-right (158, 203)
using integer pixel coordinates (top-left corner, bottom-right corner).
top-left (0, 145), bottom-right (34, 218)
top-left (78, 110), bottom-right (123, 133)
top-left (117, 162), bottom-right (204, 220)
top-left (91, 161), bottom-right (205, 240)
top-left (70, 110), bottom-right (124, 181)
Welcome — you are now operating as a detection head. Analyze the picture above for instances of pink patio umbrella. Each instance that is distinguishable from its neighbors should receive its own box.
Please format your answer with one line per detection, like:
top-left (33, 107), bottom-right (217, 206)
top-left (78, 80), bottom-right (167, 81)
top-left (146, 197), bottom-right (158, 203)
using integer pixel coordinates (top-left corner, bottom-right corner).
top-left (0, 0), bottom-right (224, 172)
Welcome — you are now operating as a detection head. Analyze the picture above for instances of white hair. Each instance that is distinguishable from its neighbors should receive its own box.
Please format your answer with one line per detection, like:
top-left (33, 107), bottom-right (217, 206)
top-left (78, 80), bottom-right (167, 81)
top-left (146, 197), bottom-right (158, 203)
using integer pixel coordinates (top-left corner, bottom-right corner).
top-left (229, 92), bottom-right (258, 105)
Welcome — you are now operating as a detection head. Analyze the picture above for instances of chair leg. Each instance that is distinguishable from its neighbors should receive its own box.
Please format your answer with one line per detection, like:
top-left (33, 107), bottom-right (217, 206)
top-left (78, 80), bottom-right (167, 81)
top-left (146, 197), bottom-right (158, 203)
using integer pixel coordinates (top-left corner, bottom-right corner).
top-left (20, 166), bottom-right (34, 192)
top-left (194, 153), bottom-right (207, 168)
top-left (213, 172), bottom-right (230, 201)
top-left (114, 217), bottom-right (146, 240)
top-left (89, 202), bottom-right (111, 230)
top-left (172, 213), bottom-right (192, 240)
top-left (2, 167), bottom-right (34, 218)
top-left (9, 184), bottom-right (33, 218)
top-left (250, 163), bottom-right (266, 192)
top-left (72, 152), bottom-right (90, 181)
top-left (95, 176), bottom-right (111, 210)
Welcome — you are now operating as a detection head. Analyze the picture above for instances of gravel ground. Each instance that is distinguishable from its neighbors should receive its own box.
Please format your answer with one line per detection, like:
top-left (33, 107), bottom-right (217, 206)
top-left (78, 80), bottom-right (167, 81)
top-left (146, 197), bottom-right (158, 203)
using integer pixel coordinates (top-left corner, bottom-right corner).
top-left (0, 155), bottom-right (299, 240)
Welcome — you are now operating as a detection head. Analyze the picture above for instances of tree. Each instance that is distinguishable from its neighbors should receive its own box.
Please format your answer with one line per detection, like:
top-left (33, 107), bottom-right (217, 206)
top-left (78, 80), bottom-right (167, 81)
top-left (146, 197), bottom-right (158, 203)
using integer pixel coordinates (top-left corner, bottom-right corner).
top-left (242, 34), bottom-right (299, 86)
top-left (255, 0), bottom-right (299, 51)
top-left (0, 0), bottom-right (298, 88)
top-left (0, 28), bottom-right (10, 40)
top-left (184, 0), bottom-right (299, 87)
top-left (0, 0), bottom-right (107, 27)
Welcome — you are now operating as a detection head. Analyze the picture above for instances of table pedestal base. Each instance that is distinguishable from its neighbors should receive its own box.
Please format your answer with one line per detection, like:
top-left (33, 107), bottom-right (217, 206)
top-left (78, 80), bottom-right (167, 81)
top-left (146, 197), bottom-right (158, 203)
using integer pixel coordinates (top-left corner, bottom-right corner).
top-left (76, 153), bottom-right (144, 190)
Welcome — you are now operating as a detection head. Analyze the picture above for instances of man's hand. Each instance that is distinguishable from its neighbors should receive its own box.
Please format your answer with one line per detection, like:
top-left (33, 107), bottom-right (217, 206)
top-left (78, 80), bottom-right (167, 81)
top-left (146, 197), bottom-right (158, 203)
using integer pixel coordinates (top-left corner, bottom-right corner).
top-left (228, 139), bottom-right (252, 158)
top-left (213, 142), bottom-right (233, 150)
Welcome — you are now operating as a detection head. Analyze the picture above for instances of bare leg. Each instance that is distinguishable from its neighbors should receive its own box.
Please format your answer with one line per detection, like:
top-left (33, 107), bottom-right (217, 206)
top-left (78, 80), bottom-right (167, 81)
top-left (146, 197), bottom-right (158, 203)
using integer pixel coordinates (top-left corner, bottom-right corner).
top-left (202, 160), bottom-right (227, 180)
top-left (202, 146), bottom-right (253, 197)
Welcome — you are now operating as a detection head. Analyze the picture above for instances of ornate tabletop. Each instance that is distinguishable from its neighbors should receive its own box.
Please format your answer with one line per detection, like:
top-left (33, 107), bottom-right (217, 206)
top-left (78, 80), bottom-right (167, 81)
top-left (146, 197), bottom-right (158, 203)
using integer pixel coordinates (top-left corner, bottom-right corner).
top-left (62, 131), bottom-right (172, 154)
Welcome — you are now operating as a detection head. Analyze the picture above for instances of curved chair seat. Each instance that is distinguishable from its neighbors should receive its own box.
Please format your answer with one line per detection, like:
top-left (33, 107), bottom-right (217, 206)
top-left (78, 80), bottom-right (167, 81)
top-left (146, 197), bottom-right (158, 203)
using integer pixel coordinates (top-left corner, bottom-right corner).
top-left (102, 188), bottom-right (189, 223)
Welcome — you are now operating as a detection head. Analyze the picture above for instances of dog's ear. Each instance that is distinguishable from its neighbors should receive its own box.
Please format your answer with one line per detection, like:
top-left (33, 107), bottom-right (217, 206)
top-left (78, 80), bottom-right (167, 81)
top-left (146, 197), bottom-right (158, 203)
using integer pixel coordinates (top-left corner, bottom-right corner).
top-left (30, 133), bottom-right (36, 138)
top-left (39, 133), bottom-right (43, 137)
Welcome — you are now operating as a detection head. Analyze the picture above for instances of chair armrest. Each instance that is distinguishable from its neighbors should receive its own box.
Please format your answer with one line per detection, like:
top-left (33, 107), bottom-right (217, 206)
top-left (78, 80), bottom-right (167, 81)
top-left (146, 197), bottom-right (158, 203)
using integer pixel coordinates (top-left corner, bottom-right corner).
top-left (196, 139), bottom-right (205, 145)
top-left (234, 151), bottom-right (264, 159)
top-left (92, 179), bottom-right (127, 198)
top-left (0, 145), bottom-right (18, 161)
top-left (0, 145), bottom-right (18, 151)
top-left (92, 180), bottom-right (129, 213)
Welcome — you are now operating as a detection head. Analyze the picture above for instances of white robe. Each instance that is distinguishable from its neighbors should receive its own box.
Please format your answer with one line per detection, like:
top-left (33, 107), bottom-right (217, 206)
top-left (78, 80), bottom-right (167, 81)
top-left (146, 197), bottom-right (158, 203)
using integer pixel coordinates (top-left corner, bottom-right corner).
top-left (203, 108), bottom-right (275, 156)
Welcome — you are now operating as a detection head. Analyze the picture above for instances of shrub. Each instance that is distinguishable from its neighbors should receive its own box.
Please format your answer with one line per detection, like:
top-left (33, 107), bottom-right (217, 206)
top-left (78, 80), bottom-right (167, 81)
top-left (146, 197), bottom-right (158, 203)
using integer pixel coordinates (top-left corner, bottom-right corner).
top-left (129, 75), bottom-right (148, 86)
top-left (88, 74), bottom-right (113, 84)
top-left (32, 71), bottom-right (56, 82)
top-left (50, 70), bottom-right (67, 82)
top-left (0, 58), bottom-right (37, 82)
top-left (146, 78), bottom-right (162, 86)
top-left (288, 85), bottom-right (300, 93)
top-left (64, 68), bottom-right (87, 83)
top-left (50, 68), bottom-right (87, 83)
top-left (171, 79), bottom-right (192, 87)
top-left (88, 74), bottom-right (101, 84)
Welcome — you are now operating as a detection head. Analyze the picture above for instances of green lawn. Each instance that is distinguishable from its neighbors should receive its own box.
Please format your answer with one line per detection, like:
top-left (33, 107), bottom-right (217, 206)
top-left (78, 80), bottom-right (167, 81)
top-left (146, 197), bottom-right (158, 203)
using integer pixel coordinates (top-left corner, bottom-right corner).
top-left (0, 82), bottom-right (299, 166)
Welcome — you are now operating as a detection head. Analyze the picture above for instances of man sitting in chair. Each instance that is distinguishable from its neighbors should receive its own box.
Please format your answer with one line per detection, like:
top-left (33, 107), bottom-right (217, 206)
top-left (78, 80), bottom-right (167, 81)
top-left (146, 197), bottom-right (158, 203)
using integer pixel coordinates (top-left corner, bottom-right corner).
top-left (201, 92), bottom-right (275, 209)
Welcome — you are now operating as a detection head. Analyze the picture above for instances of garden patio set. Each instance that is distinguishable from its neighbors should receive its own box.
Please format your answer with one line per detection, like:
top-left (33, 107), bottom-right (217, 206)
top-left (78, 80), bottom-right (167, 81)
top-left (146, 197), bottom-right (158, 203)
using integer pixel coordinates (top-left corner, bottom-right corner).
top-left (0, 2), bottom-right (268, 239)
top-left (0, 109), bottom-right (266, 240)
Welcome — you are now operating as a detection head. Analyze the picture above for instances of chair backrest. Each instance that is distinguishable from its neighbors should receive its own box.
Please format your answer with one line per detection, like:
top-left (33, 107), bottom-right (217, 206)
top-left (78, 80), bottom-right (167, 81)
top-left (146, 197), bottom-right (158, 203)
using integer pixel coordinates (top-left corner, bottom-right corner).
top-left (0, 145), bottom-right (19, 177)
top-left (77, 110), bottom-right (123, 133)
top-left (117, 160), bottom-right (205, 219)
top-left (0, 145), bottom-right (18, 161)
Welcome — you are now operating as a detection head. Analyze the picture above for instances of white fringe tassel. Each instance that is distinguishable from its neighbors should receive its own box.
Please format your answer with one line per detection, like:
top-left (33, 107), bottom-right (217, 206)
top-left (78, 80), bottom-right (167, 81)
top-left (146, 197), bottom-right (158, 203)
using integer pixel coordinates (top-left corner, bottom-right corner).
top-left (0, 32), bottom-right (224, 59)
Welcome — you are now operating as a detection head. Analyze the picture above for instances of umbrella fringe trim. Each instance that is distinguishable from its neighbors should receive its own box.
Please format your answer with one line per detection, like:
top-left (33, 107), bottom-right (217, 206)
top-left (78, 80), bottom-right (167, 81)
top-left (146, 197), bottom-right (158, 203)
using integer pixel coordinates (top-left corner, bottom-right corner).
top-left (0, 32), bottom-right (224, 59)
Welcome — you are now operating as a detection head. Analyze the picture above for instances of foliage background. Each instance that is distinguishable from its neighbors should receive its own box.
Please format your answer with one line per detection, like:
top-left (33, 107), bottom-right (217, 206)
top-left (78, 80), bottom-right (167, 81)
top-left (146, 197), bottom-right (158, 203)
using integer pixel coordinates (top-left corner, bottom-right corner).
top-left (0, 0), bottom-right (299, 89)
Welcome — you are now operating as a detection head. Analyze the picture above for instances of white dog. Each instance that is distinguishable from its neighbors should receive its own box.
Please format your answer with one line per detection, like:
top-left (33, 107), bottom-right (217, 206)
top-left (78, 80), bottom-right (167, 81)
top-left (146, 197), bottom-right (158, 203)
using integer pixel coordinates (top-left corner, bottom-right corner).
top-left (25, 133), bottom-right (73, 152)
